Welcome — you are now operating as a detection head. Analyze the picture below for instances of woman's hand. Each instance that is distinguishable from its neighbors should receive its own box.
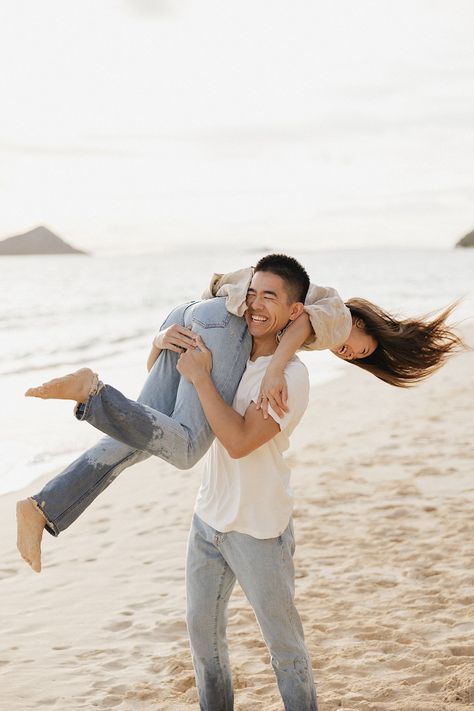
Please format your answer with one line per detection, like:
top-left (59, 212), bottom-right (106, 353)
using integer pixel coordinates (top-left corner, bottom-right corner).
top-left (256, 367), bottom-right (289, 419)
top-left (254, 311), bottom-right (313, 415)
top-left (153, 324), bottom-right (197, 353)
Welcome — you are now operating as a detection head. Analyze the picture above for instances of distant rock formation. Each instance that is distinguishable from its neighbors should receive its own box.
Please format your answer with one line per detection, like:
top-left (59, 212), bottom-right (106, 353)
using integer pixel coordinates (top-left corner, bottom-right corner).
top-left (455, 229), bottom-right (474, 248)
top-left (0, 226), bottom-right (88, 255)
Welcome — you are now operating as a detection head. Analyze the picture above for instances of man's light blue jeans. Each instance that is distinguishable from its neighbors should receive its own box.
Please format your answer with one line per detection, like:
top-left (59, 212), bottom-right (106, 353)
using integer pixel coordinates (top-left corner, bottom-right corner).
top-left (32, 298), bottom-right (251, 535)
top-left (186, 514), bottom-right (318, 711)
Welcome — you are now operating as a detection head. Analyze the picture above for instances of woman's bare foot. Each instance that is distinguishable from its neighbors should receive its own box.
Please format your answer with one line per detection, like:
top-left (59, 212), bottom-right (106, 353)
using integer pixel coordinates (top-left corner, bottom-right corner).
top-left (25, 367), bottom-right (96, 402)
top-left (16, 499), bottom-right (47, 573)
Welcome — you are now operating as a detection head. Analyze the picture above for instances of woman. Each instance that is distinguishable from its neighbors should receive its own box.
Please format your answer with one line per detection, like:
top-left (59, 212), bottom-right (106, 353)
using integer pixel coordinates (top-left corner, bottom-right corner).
top-left (17, 259), bottom-right (463, 572)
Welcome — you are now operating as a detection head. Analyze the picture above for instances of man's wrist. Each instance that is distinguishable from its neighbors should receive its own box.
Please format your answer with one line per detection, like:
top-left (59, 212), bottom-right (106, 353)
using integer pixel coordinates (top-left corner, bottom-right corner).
top-left (192, 369), bottom-right (212, 388)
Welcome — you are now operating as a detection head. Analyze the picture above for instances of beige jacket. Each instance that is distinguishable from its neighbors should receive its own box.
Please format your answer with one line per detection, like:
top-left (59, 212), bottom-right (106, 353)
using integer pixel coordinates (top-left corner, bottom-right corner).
top-left (202, 267), bottom-right (352, 351)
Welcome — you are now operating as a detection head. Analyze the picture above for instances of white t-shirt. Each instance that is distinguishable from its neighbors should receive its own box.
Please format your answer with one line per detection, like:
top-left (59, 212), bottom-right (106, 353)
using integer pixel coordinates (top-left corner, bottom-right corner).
top-left (194, 354), bottom-right (310, 539)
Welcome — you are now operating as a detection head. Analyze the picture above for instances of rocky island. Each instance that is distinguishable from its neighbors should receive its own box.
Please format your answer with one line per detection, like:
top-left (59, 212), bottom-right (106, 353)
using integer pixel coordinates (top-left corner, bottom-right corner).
top-left (0, 226), bottom-right (87, 255)
top-left (455, 229), bottom-right (474, 248)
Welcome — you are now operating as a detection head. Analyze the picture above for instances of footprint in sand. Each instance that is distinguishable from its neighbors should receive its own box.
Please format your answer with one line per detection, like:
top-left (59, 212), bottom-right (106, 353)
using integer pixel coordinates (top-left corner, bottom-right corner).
top-left (124, 681), bottom-right (163, 702)
top-left (77, 649), bottom-right (112, 659)
top-left (458, 595), bottom-right (474, 605)
top-left (386, 656), bottom-right (415, 670)
top-left (108, 684), bottom-right (128, 694)
top-left (172, 673), bottom-right (196, 693)
top-left (358, 630), bottom-right (393, 642)
top-left (0, 568), bottom-right (18, 578)
top-left (414, 466), bottom-right (443, 477)
top-left (139, 503), bottom-right (155, 513)
top-left (102, 658), bottom-right (128, 670)
top-left (127, 601), bottom-right (149, 611)
top-left (99, 694), bottom-right (123, 707)
top-left (152, 618), bottom-right (188, 639)
top-left (137, 527), bottom-right (160, 536)
top-left (104, 620), bottom-right (133, 632)
top-left (449, 645), bottom-right (474, 657)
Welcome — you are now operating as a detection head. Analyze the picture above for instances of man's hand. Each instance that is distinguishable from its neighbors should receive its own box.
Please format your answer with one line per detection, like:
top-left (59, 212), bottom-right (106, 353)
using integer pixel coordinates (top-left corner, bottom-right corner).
top-left (176, 335), bottom-right (213, 384)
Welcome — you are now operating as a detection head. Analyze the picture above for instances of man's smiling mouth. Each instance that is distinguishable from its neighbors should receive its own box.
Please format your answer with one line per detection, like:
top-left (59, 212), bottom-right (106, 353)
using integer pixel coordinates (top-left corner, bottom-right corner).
top-left (250, 314), bottom-right (268, 323)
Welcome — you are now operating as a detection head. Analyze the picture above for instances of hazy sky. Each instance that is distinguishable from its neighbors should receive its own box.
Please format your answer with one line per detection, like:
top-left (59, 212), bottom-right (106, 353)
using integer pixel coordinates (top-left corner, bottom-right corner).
top-left (1, 1), bottom-right (473, 253)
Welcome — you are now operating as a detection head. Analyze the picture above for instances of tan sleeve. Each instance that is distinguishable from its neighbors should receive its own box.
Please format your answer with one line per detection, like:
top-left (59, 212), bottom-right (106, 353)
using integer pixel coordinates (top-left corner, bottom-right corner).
top-left (301, 283), bottom-right (352, 351)
top-left (201, 267), bottom-right (254, 317)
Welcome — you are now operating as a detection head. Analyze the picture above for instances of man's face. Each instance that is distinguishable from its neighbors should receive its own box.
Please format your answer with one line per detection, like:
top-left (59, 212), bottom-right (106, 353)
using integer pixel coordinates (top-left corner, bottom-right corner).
top-left (245, 271), bottom-right (298, 340)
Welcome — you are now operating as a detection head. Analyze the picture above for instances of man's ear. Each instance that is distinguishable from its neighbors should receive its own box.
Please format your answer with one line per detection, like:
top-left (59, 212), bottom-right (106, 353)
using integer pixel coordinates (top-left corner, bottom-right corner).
top-left (289, 302), bottom-right (305, 321)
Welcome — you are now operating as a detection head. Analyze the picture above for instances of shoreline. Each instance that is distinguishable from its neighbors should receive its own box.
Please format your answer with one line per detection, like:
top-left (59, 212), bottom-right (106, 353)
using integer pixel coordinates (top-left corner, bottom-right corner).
top-left (1, 334), bottom-right (473, 710)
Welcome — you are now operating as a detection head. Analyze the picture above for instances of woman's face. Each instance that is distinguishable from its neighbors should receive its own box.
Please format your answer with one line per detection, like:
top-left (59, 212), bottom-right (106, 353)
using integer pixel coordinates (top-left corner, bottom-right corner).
top-left (332, 318), bottom-right (378, 361)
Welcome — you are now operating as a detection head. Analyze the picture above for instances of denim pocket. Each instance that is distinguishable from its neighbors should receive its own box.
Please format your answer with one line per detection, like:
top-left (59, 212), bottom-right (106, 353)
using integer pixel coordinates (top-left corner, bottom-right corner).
top-left (192, 297), bottom-right (232, 328)
top-left (193, 314), bottom-right (230, 328)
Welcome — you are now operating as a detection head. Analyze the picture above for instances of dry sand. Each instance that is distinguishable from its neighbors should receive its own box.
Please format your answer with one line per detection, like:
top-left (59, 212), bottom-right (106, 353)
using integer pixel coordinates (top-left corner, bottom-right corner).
top-left (1, 339), bottom-right (473, 710)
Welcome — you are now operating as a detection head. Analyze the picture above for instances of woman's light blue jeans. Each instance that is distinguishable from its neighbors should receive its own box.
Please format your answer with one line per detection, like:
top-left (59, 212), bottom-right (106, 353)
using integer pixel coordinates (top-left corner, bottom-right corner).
top-left (32, 298), bottom-right (251, 536)
top-left (186, 514), bottom-right (318, 711)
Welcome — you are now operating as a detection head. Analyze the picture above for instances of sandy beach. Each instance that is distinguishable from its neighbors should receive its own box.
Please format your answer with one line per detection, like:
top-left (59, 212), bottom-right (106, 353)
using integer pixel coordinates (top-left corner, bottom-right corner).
top-left (1, 336), bottom-right (473, 711)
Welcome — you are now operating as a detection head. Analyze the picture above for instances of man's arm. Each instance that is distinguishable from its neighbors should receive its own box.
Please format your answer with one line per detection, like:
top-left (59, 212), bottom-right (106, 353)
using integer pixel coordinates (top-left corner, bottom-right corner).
top-left (176, 337), bottom-right (280, 458)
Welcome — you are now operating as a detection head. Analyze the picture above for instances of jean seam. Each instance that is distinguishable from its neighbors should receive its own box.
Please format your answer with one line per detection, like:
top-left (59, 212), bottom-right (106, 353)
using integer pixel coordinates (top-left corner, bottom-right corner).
top-left (277, 529), bottom-right (310, 671)
top-left (212, 560), bottom-right (233, 711)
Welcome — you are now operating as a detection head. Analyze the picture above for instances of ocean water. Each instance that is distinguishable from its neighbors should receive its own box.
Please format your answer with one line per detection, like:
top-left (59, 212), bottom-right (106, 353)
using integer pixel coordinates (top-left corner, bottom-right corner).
top-left (1, 246), bottom-right (473, 495)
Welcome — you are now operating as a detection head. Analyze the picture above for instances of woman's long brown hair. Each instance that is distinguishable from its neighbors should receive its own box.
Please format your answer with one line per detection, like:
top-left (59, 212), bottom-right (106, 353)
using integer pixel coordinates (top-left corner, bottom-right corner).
top-left (345, 298), bottom-right (466, 387)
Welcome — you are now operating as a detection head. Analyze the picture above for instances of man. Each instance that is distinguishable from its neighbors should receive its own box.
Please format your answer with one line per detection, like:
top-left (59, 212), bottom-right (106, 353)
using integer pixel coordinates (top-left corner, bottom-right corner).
top-left (174, 254), bottom-right (317, 710)
top-left (18, 257), bottom-right (351, 575)
top-left (20, 254), bottom-right (318, 708)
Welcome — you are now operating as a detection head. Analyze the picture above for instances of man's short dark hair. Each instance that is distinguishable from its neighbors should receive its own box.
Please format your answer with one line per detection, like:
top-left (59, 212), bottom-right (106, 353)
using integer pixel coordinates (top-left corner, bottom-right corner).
top-left (254, 254), bottom-right (310, 304)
